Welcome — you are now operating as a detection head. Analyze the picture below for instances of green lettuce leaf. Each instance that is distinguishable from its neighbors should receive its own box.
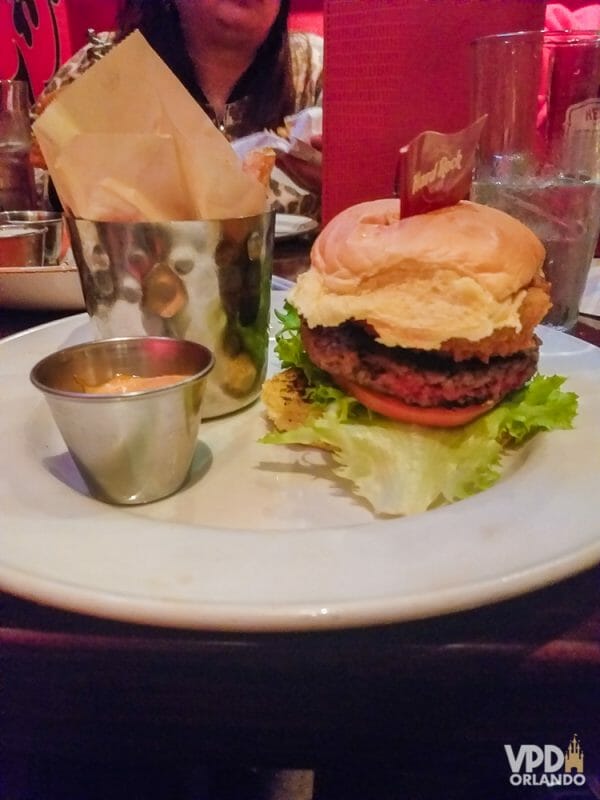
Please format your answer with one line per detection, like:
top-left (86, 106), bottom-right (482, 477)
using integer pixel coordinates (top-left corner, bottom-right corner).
top-left (262, 303), bottom-right (579, 516)
top-left (274, 303), bottom-right (330, 386)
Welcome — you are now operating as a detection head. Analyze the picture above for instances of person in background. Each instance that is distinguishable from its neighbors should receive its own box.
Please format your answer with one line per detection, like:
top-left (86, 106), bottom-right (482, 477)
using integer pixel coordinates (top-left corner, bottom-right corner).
top-left (32, 0), bottom-right (323, 218)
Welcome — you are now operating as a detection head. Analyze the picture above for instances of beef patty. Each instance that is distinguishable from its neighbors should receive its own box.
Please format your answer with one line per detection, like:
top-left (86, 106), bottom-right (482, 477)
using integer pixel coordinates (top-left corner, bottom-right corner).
top-left (301, 320), bottom-right (539, 408)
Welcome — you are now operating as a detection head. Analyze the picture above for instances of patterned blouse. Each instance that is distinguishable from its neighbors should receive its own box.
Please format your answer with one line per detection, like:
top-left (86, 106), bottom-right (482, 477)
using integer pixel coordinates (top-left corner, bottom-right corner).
top-left (35, 30), bottom-right (324, 219)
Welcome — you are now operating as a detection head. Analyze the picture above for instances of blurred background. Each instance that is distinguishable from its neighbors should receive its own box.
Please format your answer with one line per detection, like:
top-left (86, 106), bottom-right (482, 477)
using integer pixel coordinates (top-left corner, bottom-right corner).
top-left (0, 0), bottom-right (324, 101)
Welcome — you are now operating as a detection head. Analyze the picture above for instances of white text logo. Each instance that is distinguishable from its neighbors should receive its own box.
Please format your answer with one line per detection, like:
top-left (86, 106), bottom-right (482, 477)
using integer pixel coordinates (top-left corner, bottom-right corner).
top-left (504, 735), bottom-right (585, 787)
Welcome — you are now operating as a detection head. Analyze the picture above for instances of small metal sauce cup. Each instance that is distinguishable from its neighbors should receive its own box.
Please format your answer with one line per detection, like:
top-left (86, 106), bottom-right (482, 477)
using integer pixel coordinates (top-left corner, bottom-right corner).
top-left (30, 337), bottom-right (214, 505)
top-left (0, 210), bottom-right (65, 265)
top-left (0, 224), bottom-right (46, 267)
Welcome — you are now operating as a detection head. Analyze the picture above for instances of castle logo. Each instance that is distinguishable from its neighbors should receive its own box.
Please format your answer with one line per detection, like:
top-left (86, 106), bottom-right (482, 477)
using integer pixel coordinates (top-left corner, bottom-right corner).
top-left (505, 734), bottom-right (586, 787)
top-left (564, 734), bottom-right (584, 773)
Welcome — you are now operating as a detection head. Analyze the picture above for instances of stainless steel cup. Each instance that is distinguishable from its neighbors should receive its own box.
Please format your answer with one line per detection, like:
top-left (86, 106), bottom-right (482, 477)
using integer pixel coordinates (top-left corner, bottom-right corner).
top-left (0, 223), bottom-right (45, 267)
top-left (30, 337), bottom-right (214, 505)
top-left (0, 210), bottom-right (65, 265)
top-left (67, 213), bottom-right (274, 418)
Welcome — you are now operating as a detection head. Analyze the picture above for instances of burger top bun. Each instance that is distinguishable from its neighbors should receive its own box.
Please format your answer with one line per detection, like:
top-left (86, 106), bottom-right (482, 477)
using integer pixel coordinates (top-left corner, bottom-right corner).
top-left (311, 199), bottom-right (544, 298)
top-left (290, 199), bottom-right (547, 351)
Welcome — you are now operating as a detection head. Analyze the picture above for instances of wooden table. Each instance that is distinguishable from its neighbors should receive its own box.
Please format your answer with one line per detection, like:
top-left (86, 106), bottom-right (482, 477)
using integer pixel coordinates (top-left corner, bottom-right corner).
top-left (1, 561), bottom-right (599, 798)
top-left (1, 254), bottom-right (600, 799)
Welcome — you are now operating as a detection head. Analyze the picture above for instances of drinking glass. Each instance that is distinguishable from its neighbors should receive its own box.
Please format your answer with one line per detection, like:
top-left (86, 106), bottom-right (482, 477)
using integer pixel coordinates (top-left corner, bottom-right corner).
top-left (0, 79), bottom-right (37, 211)
top-left (470, 31), bottom-right (600, 330)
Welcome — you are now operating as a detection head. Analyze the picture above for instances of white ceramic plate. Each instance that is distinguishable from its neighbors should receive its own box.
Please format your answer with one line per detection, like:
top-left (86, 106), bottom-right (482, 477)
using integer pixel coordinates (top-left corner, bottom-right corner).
top-left (275, 213), bottom-right (318, 241)
top-left (0, 263), bottom-right (85, 310)
top-left (1, 308), bottom-right (599, 632)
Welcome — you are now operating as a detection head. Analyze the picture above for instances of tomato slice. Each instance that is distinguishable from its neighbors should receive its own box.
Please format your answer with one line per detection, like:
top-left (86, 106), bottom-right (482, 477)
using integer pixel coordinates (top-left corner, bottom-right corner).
top-left (334, 377), bottom-right (495, 428)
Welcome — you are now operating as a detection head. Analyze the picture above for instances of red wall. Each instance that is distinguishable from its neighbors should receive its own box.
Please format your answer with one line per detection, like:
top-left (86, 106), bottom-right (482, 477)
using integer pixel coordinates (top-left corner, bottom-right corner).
top-left (0, 0), bottom-right (74, 99)
top-left (65, 0), bottom-right (120, 51)
top-left (290, 0), bottom-right (324, 34)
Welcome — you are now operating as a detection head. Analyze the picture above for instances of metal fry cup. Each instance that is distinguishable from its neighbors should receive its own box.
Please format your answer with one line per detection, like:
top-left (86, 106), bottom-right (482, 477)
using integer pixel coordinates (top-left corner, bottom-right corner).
top-left (30, 337), bottom-right (214, 505)
top-left (67, 213), bottom-right (274, 418)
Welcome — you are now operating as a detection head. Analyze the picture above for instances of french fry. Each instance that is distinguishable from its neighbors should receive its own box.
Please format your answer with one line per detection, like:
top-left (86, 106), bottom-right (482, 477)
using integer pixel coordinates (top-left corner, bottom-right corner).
top-left (242, 147), bottom-right (276, 188)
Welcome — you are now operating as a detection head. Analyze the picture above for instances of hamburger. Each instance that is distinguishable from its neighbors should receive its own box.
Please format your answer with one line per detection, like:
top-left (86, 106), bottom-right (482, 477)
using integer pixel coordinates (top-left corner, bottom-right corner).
top-left (261, 198), bottom-right (577, 515)
top-left (263, 198), bottom-right (552, 430)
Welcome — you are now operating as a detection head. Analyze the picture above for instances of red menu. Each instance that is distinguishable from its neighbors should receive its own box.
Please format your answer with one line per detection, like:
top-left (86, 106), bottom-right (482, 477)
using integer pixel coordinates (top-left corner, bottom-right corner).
top-left (322, 0), bottom-right (546, 223)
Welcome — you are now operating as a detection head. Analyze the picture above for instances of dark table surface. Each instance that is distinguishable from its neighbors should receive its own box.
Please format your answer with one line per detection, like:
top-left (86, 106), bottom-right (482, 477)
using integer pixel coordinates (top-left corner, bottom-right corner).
top-left (1, 246), bottom-right (599, 798)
